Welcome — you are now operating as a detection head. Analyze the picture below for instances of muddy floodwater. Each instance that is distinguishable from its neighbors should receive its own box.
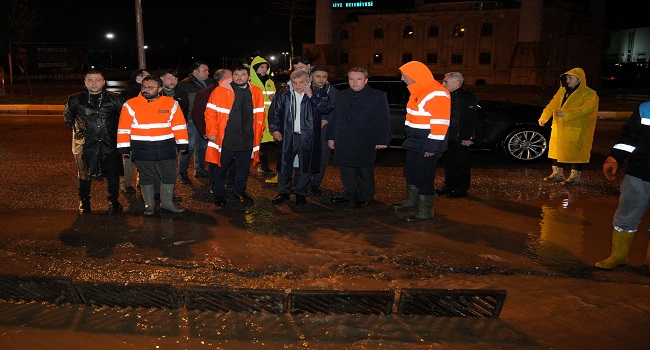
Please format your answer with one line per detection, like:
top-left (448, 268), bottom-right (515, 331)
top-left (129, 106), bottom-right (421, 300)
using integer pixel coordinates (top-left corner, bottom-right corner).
top-left (0, 116), bottom-right (648, 349)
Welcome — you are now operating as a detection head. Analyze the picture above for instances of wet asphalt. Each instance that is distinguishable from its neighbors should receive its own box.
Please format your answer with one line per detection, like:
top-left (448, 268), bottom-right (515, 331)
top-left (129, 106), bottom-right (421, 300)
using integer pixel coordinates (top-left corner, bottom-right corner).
top-left (0, 113), bottom-right (648, 349)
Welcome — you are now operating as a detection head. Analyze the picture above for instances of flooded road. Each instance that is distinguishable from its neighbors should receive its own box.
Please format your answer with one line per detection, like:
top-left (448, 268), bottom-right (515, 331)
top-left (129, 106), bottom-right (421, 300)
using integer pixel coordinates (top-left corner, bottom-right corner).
top-left (0, 115), bottom-right (648, 349)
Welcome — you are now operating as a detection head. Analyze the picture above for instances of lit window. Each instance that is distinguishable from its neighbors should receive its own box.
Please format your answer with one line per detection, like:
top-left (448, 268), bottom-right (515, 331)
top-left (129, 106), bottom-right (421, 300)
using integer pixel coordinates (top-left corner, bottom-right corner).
top-left (453, 23), bottom-right (465, 38)
top-left (403, 24), bottom-right (414, 38)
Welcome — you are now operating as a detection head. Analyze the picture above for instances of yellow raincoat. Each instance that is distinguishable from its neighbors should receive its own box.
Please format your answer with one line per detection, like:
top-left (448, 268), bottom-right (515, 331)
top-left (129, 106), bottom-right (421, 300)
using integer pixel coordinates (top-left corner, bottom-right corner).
top-left (249, 56), bottom-right (276, 143)
top-left (539, 67), bottom-right (599, 163)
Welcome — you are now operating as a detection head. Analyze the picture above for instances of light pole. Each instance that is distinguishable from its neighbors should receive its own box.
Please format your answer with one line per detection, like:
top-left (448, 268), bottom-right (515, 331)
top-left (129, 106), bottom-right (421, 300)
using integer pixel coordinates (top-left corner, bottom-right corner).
top-left (106, 33), bottom-right (114, 69)
top-left (282, 52), bottom-right (289, 70)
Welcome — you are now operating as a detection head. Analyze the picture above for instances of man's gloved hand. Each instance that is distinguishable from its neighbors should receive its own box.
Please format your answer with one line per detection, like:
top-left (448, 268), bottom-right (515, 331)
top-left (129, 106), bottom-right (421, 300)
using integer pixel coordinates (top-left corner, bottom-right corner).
top-left (603, 156), bottom-right (618, 181)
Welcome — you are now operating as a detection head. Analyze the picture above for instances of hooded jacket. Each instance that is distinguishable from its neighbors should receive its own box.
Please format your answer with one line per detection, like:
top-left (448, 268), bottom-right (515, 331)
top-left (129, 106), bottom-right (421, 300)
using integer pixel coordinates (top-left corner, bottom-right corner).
top-left (399, 61), bottom-right (451, 153)
top-left (539, 67), bottom-right (599, 163)
top-left (64, 89), bottom-right (125, 179)
top-left (250, 56), bottom-right (276, 143)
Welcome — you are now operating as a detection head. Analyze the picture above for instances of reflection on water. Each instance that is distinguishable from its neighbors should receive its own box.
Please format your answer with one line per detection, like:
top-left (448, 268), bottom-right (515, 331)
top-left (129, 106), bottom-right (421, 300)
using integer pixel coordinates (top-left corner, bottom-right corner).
top-left (527, 191), bottom-right (587, 273)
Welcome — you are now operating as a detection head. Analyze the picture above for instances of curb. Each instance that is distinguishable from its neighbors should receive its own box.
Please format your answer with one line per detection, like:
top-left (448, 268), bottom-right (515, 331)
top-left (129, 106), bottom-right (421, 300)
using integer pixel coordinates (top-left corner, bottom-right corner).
top-left (0, 104), bottom-right (633, 120)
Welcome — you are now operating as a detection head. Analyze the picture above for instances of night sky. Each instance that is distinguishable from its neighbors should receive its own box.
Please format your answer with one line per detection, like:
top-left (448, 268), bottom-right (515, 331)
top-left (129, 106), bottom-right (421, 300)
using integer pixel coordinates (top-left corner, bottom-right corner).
top-left (1, 0), bottom-right (644, 70)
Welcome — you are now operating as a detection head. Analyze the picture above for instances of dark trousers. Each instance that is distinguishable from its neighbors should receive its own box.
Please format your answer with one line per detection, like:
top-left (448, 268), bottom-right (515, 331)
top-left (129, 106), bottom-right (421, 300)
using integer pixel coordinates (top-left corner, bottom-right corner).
top-left (78, 176), bottom-right (119, 204)
top-left (443, 140), bottom-right (472, 192)
top-left (259, 142), bottom-right (274, 169)
top-left (339, 165), bottom-right (375, 202)
top-left (136, 159), bottom-right (177, 185)
top-left (552, 159), bottom-right (584, 171)
top-left (211, 149), bottom-right (251, 197)
top-left (279, 134), bottom-right (312, 196)
top-left (309, 126), bottom-right (330, 189)
top-left (403, 149), bottom-right (441, 195)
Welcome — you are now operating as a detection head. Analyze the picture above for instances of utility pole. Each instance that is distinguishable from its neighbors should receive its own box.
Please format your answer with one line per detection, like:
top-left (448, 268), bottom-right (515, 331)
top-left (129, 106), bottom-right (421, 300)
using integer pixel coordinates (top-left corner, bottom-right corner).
top-left (135, 0), bottom-right (146, 69)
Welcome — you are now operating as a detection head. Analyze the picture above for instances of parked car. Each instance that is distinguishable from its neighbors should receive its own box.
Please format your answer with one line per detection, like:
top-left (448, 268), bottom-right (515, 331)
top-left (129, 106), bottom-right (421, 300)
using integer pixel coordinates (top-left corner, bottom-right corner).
top-left (333, 77), bottom-right (550, 162)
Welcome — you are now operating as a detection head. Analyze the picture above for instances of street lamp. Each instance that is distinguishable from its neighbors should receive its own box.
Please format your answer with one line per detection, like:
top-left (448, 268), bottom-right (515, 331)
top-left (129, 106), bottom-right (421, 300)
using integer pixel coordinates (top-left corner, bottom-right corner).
top-left (106, 33), bottom-right (114, 69)
top-left (282, 52), bottom-right (289, 70)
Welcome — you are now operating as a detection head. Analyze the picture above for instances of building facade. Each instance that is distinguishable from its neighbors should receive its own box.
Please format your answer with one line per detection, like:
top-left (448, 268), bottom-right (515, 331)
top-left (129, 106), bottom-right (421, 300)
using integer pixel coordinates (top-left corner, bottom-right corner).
top-left (305, 0), bottom-right (605, 87)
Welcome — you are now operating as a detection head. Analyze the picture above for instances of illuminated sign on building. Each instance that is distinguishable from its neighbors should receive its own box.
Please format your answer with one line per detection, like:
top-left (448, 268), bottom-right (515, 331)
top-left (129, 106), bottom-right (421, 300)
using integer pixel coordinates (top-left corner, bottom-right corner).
top-left (332, 1), bottom-right (374, 8)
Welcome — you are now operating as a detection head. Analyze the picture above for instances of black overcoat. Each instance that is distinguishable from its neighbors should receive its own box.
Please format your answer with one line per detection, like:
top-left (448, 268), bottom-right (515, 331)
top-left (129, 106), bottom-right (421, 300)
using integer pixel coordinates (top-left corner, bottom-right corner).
top-left (327, 85), bottom-right (390, 167)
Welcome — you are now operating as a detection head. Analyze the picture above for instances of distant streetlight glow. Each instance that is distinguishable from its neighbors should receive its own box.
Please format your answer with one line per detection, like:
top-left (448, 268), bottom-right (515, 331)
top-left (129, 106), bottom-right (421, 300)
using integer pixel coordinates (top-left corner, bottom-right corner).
top-left (106, 33), bottom-right (114, 69)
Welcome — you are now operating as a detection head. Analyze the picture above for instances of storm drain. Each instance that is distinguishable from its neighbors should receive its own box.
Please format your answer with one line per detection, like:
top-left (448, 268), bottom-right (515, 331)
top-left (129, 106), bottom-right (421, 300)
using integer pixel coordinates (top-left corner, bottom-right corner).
top-left (0, 275), bottom-right (78, 305)
top-left (75, 283), bottom-right (182, 309)
top-left (289, 290), bottom-right (394, 315)
top-left (184, 288), bottom-right (286, 314)
top-left (397, 289), bottom-right (507, 318)
top-left (0, 276), bottom-right (506, 317)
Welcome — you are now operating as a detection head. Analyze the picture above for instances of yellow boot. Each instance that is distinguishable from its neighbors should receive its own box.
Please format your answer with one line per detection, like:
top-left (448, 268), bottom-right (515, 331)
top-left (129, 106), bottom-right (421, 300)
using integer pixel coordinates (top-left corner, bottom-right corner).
top-left (265, 174), bottom-right (278, 184)
top-left (595, 230), bottom-right (635, 269)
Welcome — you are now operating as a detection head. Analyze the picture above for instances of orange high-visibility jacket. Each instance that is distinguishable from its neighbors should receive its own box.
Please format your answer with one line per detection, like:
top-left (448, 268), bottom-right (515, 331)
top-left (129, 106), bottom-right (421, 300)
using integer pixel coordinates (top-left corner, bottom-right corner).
top-left (400, 61), bottom-right (451, 153)
top-left (204, 84), bottom-right (266, 166)
top-left (117, 94), bottom-right (189, 161)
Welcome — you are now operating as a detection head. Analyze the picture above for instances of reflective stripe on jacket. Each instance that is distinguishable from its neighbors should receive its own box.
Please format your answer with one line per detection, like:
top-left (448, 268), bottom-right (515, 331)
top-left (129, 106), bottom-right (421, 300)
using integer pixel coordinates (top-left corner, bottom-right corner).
top-left (204, 84), bottom-right (266, 166)
top-left (117, 95), bottom-right (189, 161)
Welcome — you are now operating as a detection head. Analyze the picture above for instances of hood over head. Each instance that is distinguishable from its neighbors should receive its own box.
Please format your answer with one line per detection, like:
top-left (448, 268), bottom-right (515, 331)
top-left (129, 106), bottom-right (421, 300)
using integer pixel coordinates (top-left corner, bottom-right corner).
top-left (399, 61), bottom-right (437, 93)
top-left (561, 67), bottom-right (586, 87)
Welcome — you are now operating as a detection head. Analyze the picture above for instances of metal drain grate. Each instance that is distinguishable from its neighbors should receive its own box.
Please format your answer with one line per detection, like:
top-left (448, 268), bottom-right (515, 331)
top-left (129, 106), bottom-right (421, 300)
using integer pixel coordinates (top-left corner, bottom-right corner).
top-left (397, 289), bottom-right (507, 318)
top-left (184, 288), bottom-right (286, 314)
top-left (0, 275), bottom-right (78, 305)
top-left (289, 290), bottom-right (394, 315)
top-left (75, 283), bottom-right (181, 309)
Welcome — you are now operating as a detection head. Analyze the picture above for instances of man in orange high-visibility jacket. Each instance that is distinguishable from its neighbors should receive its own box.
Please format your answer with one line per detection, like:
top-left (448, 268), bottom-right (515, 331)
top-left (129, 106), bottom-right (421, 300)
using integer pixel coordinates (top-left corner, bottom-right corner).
top-left (117, 76), bottom-right (189, 216)
top-left (392, 61), bottom-right (451, 222)
top-left (204, 66), bottom-right (265, 208)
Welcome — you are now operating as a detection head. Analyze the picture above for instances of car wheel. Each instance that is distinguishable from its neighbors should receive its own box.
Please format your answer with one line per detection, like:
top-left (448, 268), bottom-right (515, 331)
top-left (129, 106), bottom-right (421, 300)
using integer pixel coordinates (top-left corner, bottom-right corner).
top-left (501, 127), bottom-right (548, 161)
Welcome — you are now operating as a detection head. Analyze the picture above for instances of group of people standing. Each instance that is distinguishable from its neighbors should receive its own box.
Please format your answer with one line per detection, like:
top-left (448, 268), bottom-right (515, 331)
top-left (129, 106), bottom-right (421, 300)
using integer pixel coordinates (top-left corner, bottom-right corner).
top-left (62, 59), bottom-right (650, 274)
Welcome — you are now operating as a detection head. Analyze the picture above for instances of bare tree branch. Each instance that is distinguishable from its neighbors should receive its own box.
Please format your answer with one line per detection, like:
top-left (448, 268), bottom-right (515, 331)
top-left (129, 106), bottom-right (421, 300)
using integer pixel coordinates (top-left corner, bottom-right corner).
top-left (1, 0), bottom-right (42, 44)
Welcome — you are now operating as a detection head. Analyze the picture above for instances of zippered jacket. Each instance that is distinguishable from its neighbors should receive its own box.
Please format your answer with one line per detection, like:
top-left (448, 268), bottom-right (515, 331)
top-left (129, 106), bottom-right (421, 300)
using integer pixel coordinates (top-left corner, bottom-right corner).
top-left (117, 95), bottom-right (189, 161)
top-left (204, 84), bottom-right (266, 166)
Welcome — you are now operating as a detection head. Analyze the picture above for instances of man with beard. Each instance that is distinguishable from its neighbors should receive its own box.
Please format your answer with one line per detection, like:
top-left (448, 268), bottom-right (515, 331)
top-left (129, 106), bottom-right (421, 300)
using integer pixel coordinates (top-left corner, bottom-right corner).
top-left (64, 70), bottom-right (125, 215)
top-left (117, 76), bottom-right (189, 216)
top-left (204, 66), bottom-right (266, 207)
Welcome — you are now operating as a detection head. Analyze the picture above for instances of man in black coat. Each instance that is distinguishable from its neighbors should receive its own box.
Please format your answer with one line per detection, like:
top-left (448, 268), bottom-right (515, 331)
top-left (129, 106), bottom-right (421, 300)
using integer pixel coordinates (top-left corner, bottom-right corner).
top-left (64, 70), bottom-right (125, 215)
top-left (269, 69), bottom-right (333, 207)
top-left (327, 67), bottom-right (391, 208)
top-left (439, 71), bottom-right (477, 198)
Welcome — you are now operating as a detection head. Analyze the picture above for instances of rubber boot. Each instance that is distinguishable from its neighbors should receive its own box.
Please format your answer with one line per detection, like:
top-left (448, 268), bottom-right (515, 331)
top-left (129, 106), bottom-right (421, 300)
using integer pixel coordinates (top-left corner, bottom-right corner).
top-left (405, 194), bottom-right (436, 222)
top-left (544, 165), bottom-right (564, 182)
top-left (265, 174), bottom-right (279, 184)
top-left (563, 169), bottom-right (582, 185)
top-left (391, 184), bottom-right (418, 211)
top-left (160, 183), bottom-right (185, 213)
top-left (141, 184), bottom-right (156, 216)
top-left (595, 230), bottom-right (635, 269)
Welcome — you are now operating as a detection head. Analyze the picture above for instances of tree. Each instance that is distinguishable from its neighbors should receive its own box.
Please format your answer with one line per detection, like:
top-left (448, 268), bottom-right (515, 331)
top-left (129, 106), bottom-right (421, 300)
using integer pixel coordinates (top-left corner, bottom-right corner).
top-left (1, 0), bottom-right (41, 44)
top-left (265, 0), bottom-right (315, 60)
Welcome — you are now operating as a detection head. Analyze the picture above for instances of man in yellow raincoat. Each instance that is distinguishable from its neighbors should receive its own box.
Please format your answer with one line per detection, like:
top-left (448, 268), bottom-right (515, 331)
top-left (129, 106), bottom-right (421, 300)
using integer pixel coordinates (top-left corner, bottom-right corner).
top-left (538, 67), bottom-right (599, 185)
top-left (249, 56), bottom-right (276, 176)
